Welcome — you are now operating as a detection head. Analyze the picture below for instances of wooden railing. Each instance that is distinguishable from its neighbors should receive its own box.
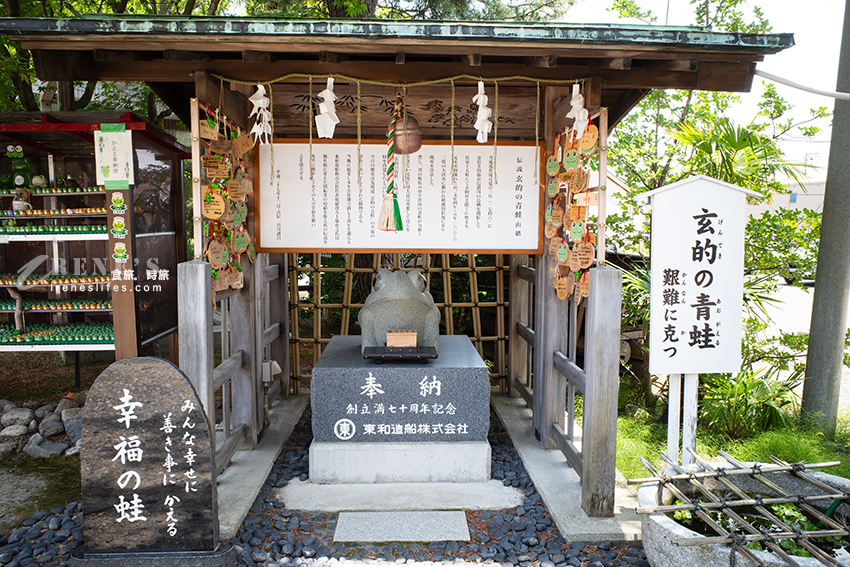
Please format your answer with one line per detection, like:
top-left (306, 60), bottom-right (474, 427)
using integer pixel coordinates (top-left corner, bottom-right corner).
top-left (509, 255), bottom-right (536, 407)
top-left (178, 254), bottom-right (289, 476)
top-left (548, 267), bottom-right (621, 516)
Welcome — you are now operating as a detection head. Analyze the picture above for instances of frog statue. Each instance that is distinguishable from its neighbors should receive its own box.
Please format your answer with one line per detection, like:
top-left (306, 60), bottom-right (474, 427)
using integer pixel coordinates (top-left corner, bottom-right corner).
top-left (6, 145), bottom-right (31, 190)
top-left (358, 269), bottom-right (441, 354)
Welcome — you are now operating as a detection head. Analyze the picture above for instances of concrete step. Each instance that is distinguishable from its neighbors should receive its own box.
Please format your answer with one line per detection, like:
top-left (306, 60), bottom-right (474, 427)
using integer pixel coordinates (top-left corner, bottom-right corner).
top-left (277, 479), bottom-right (524, 512)
top-left (334, 511), bottom-right (470, 542)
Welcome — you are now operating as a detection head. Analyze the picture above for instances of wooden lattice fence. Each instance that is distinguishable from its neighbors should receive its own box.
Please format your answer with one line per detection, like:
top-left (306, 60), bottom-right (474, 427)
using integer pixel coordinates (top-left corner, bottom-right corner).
top-left (286, 253), bottom-right (510, 394)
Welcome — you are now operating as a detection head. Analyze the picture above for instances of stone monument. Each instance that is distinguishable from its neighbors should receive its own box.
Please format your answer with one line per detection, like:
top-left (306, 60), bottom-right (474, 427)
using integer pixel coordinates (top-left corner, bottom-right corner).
top-left (71, 357), bottom-right (235, 566)
top-left (358, 269), bottom-right (441, 353)
top-left (312, 271), bottom-right (490, 483)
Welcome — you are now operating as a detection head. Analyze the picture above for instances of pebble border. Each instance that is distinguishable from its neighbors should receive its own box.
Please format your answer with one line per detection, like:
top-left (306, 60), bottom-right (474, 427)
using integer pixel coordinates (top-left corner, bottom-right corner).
top-left (0, 409), bottom-right (647, 567)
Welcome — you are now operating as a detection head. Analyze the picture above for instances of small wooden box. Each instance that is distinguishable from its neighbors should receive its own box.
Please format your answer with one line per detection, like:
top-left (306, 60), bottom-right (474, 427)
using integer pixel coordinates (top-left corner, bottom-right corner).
top-left (386, 329), bottom-right (417, 348)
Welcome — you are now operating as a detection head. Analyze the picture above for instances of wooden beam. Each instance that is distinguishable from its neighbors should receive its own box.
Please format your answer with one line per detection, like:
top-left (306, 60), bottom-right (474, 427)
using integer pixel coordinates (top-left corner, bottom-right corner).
top-left (194, 70), bottom-right (249, 131)
top-left (636, 59), bottom-right (698, 72)
top-left (524, 55), bottom-right (557, 68)
top-left (164, 49), bottom-right (211, 62)
top-left (583, 76), bottom-right (602, 111)
top-left (395, 52), bottom-right (405, 64)
top-left (70, 58), bottom-right (701, 89)
top-left (608, 88), bottom-right (649, 130)
top-left (17, 37), bottom-right (774, 63)
top-left (532, 85), bottom-right (572, 450)
top-left (696, 60), bottom-right (755, 91)
top-left (461, 54), bottom-right (482, 67)
top-left (270, 83), bottom-right (539, 138)
top-left (598, 57), bottom-right (631, 70)
top-left (147, 81), bottom-right (193, 127)
top-left (242, 50), bottom-right (276, 63)
top-left (230, 82), bottom-right (254, 99)
top-left (93, 49), bottom-right (151, 62)
top-left (319, 51), bottom-right (346, 64)
top-left (178, 261), bottom-right (215, 427)
top-left (32, 50), bottom-right (98, 81)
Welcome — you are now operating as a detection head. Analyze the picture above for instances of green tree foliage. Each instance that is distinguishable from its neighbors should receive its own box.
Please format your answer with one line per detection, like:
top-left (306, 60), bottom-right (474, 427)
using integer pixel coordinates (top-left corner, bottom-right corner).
top-left (246, 0), bottom-right (572, 22)
top-left (671, 117), bottom-right (807, 196)
top-left (610, 0), bottom-right (770, 32)
top-left (0, 0), bottom-right (234, 115)
top-left (608, 0), bottom-right (836, 427)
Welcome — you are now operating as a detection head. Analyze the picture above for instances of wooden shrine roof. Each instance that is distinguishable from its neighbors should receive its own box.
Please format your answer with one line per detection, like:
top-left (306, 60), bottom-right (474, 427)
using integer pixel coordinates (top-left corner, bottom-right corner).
top-left (0, 17), bottom-right (794, 129)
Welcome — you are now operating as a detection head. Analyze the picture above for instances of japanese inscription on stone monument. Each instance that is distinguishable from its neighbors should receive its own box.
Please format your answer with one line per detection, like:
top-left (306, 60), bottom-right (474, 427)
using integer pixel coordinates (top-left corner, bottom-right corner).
top-left (80, 358), bottom-right (218, 553)
top-left (311, 336), bottom-right (490, 443)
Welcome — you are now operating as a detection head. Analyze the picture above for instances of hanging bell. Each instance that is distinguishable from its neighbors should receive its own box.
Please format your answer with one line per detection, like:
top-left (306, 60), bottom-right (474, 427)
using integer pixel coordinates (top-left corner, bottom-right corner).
top-left (394, 112), bottom-right (422, 155)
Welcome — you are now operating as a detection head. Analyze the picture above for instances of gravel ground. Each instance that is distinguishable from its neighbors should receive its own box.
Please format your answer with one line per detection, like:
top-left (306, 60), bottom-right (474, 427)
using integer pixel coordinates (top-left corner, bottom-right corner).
top-left (0, 471), bottom-right (49, 535)
top-left (228, 409), bottom-right (645, 567)
top-left (0, 409), bottom-right (646, 567)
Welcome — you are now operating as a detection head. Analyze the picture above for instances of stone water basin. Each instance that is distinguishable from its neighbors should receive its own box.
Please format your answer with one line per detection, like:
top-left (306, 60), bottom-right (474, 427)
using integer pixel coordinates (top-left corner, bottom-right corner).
top-left (638, 465), bottom-right (850, 567)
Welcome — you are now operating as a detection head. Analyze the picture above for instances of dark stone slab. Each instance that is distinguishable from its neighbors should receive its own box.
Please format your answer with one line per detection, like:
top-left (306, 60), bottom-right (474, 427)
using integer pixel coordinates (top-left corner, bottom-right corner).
top-left (68, 541), bottom-right (236, 566)
top-left (81, 357), bottom-right (218, 554)
top-left (311, 335), bottom-right (490, 442)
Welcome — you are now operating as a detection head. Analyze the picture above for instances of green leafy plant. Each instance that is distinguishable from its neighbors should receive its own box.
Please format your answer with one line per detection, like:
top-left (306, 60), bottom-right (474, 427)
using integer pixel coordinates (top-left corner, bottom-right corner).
top-left (700, 367), bottom-right (800, 439)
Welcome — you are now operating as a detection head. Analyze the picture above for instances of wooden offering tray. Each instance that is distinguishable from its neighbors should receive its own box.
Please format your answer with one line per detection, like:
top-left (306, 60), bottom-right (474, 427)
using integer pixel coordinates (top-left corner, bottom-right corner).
top-left (362, 346), bottom-right (438, 363)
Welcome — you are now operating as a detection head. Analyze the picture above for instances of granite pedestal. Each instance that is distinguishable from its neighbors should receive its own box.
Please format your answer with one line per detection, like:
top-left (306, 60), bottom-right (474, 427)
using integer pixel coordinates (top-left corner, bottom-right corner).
top-left (310, 335), bottom-right (491, 483)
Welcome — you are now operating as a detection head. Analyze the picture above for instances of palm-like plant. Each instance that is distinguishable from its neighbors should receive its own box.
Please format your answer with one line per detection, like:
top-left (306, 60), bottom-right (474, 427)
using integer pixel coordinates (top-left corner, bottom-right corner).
top-left (671, 117), bottom-right (808, 197)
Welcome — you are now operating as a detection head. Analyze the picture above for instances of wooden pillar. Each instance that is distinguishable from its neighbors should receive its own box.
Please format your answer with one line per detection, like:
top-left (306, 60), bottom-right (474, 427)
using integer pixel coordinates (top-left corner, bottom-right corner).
top-left (230, 254), bottom-right (259, 444)
top-left (178, 260), bottom-right (215, 430)
top-left (508, 254), bottom-right (530, 397)
top-left (581, 266), bottom-right (621, 517)
top-left (681, 374), bottom-right (699, 465)
top-left (254, 254), bottom-right (267, 418)
top-left (533, 86), bottom-right (570, 449)
top-left (269, 252), bottom-right (290, 398)
top-left (667, 373), bottom-right (682, 463)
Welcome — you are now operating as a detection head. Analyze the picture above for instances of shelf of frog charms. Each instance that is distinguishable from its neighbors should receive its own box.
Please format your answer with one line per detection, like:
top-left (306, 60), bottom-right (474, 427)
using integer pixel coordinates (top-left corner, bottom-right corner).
top-left (0, 299), bottom-right (113, 313)
top-left (0, 233), bottom-right (108, 242)
top-left (0, 188), bottom-right (105, 197)
top-left (0, 213), bottom-right (108, 219)
top-left (0, 343), bottom-right (115, 351)
top-left (0, 309), bottom-right (112, 315)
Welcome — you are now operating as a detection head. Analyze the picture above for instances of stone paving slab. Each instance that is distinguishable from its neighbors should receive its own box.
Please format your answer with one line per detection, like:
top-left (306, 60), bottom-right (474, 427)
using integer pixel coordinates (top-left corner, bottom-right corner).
top-left (277, 479), bottom-right (523, 512)
top-left (334, 511), bottom-right (471, 542)
top-left (218, 394), bottom-right (310, 539)
top-left (491, 395), bottom-right (642, 542)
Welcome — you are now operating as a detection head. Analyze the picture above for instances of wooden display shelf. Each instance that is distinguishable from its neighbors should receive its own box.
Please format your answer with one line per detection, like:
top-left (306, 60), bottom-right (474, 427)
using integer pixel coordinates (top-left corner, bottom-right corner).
top-left (0, 233), bottom-right (107, 242)
top-left (0, 190), bottom-right (105, 197)
top-left (0, 283), bottom-right (109, 291)
top-left (0, 342), bottom-right (114, 351)
top-left (0, 213), bottom-right (107, 219)
top-left (0, 308), bottom-right (112, 313)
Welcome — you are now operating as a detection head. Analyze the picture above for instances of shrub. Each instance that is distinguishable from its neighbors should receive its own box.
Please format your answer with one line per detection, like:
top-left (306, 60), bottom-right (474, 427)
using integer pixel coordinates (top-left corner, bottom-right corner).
top-left (700, 367), bottom-right (799, 439)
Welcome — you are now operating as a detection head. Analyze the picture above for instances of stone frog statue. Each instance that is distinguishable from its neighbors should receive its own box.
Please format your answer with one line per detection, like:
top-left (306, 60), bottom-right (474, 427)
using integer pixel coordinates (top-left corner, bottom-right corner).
top-left (358, 269), bottom-right (440, 354)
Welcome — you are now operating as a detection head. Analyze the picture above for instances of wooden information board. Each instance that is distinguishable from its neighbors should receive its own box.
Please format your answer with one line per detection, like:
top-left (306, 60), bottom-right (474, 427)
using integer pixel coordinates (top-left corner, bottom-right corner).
top-left (256, 139), bottom-right (543, 253)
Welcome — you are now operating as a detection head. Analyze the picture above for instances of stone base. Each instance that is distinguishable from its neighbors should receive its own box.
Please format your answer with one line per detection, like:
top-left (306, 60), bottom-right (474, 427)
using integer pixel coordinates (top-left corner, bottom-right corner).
top-left (68, 542), bottom-right (236, 567)
top-left (309, 441), bottom-right (491, 483)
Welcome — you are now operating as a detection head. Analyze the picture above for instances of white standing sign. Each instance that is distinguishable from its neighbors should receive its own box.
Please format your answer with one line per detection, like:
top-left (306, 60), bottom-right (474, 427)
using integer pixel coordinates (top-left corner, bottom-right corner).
top-left (256, 140), bottom-right (542, 252)
top-left (645, 176), bottom-right (758, 465)
top-left (95, 128), bottom-right (135, 185)
top-left (647, 176), bottom-right (756, 374)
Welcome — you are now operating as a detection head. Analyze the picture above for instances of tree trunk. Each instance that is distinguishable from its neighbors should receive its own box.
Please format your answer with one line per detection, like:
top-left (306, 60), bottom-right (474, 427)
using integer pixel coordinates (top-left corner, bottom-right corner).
top-left (69, 81), bottom-right (97, 111)
top-left (802, 0), bottom-right (850, 435)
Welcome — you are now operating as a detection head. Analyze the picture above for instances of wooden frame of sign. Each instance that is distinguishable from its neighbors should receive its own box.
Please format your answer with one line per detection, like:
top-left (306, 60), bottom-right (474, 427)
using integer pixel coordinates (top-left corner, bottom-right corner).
top-left (253, 138), bottom-right (545, 254)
